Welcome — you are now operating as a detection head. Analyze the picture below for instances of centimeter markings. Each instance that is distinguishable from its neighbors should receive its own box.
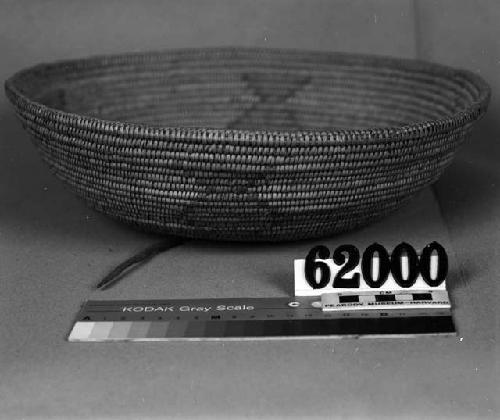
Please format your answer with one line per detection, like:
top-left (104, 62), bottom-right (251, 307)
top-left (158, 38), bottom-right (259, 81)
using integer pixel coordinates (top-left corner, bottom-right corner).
top-left (296, 242), bottom-right (448, 296)
top-left (77, 292), bottom-right (450, 319)
top-left (68, 292), bottom-right (455, 341)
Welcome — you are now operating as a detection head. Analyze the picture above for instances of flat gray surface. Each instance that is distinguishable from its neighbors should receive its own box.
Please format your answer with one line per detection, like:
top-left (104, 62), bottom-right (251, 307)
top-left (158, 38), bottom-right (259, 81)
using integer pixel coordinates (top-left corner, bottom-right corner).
top-left (0, 1), bottom-right (498, 418)
top-left (1, 186), bottom-right (494, 419)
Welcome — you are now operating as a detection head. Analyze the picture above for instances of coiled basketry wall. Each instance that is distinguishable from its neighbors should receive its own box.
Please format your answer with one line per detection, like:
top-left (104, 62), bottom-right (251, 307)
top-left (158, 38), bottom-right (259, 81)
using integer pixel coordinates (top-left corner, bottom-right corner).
top-left (4, 48), bottom-right (490, 241)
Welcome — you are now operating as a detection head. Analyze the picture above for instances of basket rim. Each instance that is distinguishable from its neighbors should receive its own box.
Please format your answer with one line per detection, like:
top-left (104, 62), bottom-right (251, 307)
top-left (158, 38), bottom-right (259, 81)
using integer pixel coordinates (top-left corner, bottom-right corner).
top-left (4, 47), bottom-right (491, 143)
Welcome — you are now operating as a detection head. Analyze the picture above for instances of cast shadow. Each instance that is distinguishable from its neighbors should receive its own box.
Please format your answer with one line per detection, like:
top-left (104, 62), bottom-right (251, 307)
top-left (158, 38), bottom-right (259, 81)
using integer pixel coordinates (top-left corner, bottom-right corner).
top-left (1, 104), bottom-right (498, 295)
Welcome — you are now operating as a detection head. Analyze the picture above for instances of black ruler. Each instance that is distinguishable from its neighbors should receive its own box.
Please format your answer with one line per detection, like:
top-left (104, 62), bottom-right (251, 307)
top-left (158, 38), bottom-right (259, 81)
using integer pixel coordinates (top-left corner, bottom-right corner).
top-left (68, 291), bottom-right (455, 341)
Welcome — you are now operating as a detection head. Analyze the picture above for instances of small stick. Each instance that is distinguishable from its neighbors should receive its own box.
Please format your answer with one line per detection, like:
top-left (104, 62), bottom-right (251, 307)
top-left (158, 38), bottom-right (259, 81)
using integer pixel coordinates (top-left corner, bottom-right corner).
top-left (96, 236), bottom-right (184, 290)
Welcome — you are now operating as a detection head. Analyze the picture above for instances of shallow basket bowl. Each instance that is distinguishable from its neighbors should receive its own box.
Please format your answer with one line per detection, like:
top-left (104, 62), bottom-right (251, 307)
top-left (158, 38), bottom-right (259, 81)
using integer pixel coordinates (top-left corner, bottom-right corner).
top-left (4, 48), bottom-right (490, 241)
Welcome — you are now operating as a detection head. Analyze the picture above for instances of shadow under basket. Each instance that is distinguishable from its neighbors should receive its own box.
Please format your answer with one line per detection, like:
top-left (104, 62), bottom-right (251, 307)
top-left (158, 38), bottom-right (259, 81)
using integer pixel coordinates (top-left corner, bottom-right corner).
top-left (4, 48), bottom-right (490, 241)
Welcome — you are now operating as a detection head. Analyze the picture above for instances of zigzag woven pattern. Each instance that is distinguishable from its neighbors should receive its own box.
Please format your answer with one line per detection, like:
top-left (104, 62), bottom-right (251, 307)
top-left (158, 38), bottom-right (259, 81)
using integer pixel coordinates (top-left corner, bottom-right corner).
top-left (4, 48), bottom-right (490, 241)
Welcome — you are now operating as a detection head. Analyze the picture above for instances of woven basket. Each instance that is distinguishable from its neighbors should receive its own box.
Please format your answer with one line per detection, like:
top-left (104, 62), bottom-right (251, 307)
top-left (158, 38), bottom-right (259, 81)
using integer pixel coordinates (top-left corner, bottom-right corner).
top-left (4, 48), bottom-right (490, 241)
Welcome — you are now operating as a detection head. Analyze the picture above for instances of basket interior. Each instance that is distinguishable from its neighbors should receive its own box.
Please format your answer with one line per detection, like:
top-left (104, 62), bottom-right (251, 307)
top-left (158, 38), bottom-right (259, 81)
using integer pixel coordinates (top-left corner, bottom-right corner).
top-left (21, 50), bottom-right (483, 131)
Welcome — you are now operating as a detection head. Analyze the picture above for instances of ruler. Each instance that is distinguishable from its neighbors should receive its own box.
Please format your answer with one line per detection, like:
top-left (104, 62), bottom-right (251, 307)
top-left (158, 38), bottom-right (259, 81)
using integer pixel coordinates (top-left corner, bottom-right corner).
top-left (68, 291), bottom-right (455, 341)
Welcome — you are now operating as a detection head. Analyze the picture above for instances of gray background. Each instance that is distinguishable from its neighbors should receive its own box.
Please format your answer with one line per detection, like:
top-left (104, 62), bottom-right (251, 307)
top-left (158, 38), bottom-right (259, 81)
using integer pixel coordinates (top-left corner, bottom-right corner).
top-left (0, 1), bottom-right (498, 418)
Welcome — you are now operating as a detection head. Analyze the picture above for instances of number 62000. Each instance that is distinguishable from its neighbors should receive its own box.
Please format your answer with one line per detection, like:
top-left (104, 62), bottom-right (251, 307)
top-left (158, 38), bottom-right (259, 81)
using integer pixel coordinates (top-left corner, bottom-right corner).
top-left (304, 241), bottom-right (448, 289)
